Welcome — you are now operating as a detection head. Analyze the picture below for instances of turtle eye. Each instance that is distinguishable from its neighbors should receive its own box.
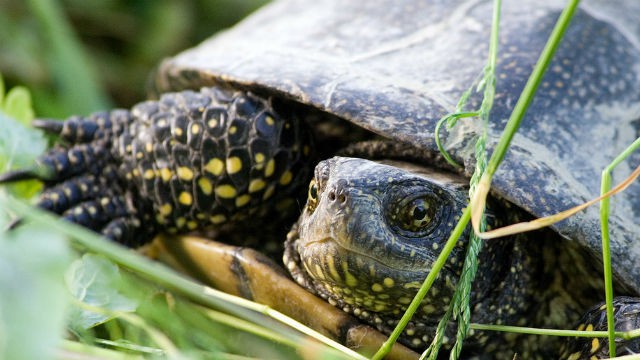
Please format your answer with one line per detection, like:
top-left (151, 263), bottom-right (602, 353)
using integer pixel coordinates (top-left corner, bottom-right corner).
top-left (307, 179), bottom-right (318, 212)
top-left (400, 198), bottom-right (436, 232)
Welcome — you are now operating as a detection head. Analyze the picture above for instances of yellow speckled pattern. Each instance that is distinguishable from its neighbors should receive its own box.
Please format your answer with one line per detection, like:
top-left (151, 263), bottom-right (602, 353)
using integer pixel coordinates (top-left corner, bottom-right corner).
top-left (9, 89), bottom-right (314, 246)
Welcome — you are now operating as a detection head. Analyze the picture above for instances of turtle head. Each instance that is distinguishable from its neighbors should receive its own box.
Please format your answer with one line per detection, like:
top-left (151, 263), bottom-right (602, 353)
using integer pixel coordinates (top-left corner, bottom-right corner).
top-left (285, 156), bottom-right (471, 343)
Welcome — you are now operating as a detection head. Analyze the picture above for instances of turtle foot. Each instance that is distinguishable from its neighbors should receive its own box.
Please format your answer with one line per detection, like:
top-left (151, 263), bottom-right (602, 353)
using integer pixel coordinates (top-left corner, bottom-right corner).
top-left (561, 296), bottom-right (640, 359)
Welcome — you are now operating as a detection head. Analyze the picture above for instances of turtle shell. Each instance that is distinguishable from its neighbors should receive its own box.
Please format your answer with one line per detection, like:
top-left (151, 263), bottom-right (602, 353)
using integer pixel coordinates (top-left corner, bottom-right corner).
top-left (153, 0), bottom-right (640, 292)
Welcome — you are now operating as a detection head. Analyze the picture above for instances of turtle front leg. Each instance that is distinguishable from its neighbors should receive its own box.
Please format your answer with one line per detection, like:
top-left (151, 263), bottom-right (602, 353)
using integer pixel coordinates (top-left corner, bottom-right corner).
top-left (561, 296), bottom-right (640, 359)
top-left (1, 88), bottom-right (314, 247)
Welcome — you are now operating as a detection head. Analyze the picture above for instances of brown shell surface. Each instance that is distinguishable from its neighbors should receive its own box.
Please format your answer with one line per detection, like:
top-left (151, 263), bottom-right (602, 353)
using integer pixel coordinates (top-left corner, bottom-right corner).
top-left (153, 0), bottom-right (640, 292)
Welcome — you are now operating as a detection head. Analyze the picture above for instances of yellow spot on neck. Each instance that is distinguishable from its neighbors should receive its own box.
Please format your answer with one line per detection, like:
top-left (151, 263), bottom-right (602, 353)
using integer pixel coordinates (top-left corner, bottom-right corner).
top-left (422, 304), bottom-right (436, 314)
top-left (265, 115), bottom-right (275, 126)
top-left (226, 157), bottom-right (243, 174)
top-left (159, 203), bottom-right (172, 216)
top-left (175, 217), bottom-right (186, 228)
top-left (403, 281), bottom-right (422, 289)
top-left (590, 338), bottom-right (600, 354)
top-left (229, 126), bottom-right (237, 134)
top-left (342, 262), bottom-right (358, 287)
top-left (327, 256), bottom-right (341, 282)
top-left (145, 143), bottom-right (153, 152)
top-left (262, 185), bottom-right (276, 200)
top-left (198, 177), bottom-right (213, 195)
top-left (567, 352), bottom-right (581, 360)
top-left (314, 264), bottom-right (326, 280)
top-left (208, 119), bottom-right (218, 128)
top-left (248, 179), bottom-right (266, 193)
top-left (179, 192), bottom-right (193, 206)
top-left (177, 167), bottom-right (194, 181)
top-left (235, 194), bottom-right (251, 207)
top-left (210, 214), bottom-right (227, 224)
top-left (159, 168), bottom-right (173, 182)
top-left (279, 170), bottom-right (293, 186)
top-left (254, 152), bottom-right (265, 164)
top-left (174, 127), bottom-right (183, 136)
top-left (191, 123), bottom-right (200, 135)
top-left (264, 159), bottom-right (276, 177)
top-left (143, 169), bottom-right (155, 179)
top-left (398, 297), bottom-right (411, 304)
top-left (371, 283), bottom-right (383, 292)
top-left (204, 158), bottom-right (224, 176)
top-left (383, 277), bottom-right (395, 288)
top-left (187, 221), bottom-right (198, 230)
top-left (215, 184), bottom-right (237, 199)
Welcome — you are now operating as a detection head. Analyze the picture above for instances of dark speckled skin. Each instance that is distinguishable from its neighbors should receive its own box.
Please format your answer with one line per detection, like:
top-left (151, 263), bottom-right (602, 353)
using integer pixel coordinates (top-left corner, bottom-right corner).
top-left (155, 0), bottom-right (640, 295)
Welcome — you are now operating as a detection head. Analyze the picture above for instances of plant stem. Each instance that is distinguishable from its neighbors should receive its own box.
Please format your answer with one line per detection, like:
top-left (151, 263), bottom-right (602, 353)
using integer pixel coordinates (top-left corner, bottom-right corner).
top-left (600, 137), bottom-right (640, 357)
top-left (472, 0), bottom-right (581, 230)
top-left (372, 207), bottom-right (472, 360)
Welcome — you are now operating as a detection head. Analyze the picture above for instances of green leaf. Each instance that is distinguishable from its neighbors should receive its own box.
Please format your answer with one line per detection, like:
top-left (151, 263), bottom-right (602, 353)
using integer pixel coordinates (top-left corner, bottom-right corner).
top-left (0, 112), bottom-right (47, 199)
top-left (66, 254), bottom-right (138, 331)
top-left (0, 73), bottom-right (4, 108)
top-left (0, 214), bottom-right (71, 360)
top-left (4, 86), bottom-right (35, 125)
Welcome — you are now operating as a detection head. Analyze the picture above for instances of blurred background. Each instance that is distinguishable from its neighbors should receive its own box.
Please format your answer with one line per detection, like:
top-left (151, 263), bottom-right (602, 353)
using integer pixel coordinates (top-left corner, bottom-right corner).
top-left (0, 0), bottom-right (269, 118)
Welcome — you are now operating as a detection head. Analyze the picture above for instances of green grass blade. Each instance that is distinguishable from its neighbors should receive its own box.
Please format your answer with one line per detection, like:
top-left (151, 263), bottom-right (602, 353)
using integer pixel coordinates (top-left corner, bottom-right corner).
top-left (600, 137), bottom-right (640, 357)
top-left (371, 207), bottom-right (472, 360)
top-left (482, 0), bottom-right (580, 177)
top-left (446, 1), bottom-right (501, 358)
top-left (59, 339), bottom-right (146, 360)
top-left (469, 323), bottom-right (640, 339)
top-left (28, 0), bottom-right (111, 115)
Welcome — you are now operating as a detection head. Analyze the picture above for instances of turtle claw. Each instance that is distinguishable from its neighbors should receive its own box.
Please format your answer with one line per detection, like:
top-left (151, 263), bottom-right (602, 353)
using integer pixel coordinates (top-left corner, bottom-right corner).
top-left (102, 217), bottom-right (151, 247)
top-left (31, 118), bottom-right (64, 135)
top-left (32, 110), bottom-right (128, 144)
top-left (0, 167), bottom-right (42, 183)
top-left (5, 217), bottom-right (23, 231)
top-left (0, 142), bottom-right (108, 184)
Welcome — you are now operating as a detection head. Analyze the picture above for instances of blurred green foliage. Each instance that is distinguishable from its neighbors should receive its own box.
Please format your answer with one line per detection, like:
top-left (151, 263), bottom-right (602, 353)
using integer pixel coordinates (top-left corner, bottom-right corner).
top-left (0, 0), bottom-right (270, 118)
top-left (0, 74), bottom-right (46, 198)
top-left (0, 222), bottom-right (71, 360)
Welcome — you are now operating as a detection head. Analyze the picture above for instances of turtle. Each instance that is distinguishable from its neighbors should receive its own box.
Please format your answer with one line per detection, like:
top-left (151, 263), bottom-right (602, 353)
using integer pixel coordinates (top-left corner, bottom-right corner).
top-left (1, 0), bottom-right (639, 358)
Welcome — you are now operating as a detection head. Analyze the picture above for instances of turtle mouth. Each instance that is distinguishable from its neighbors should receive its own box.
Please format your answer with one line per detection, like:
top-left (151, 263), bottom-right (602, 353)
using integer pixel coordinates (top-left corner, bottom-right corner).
top-left (300, 235), bottom-right (428, 275)
top-left (291, 231), bottom-right (453, 321)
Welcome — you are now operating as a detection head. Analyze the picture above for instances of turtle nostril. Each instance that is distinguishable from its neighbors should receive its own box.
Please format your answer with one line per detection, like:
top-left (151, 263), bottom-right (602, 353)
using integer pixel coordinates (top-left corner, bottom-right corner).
top-left (328, 191), bottom-right (336, 201)
top-left (338, 194), bottom-right (346, 204)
